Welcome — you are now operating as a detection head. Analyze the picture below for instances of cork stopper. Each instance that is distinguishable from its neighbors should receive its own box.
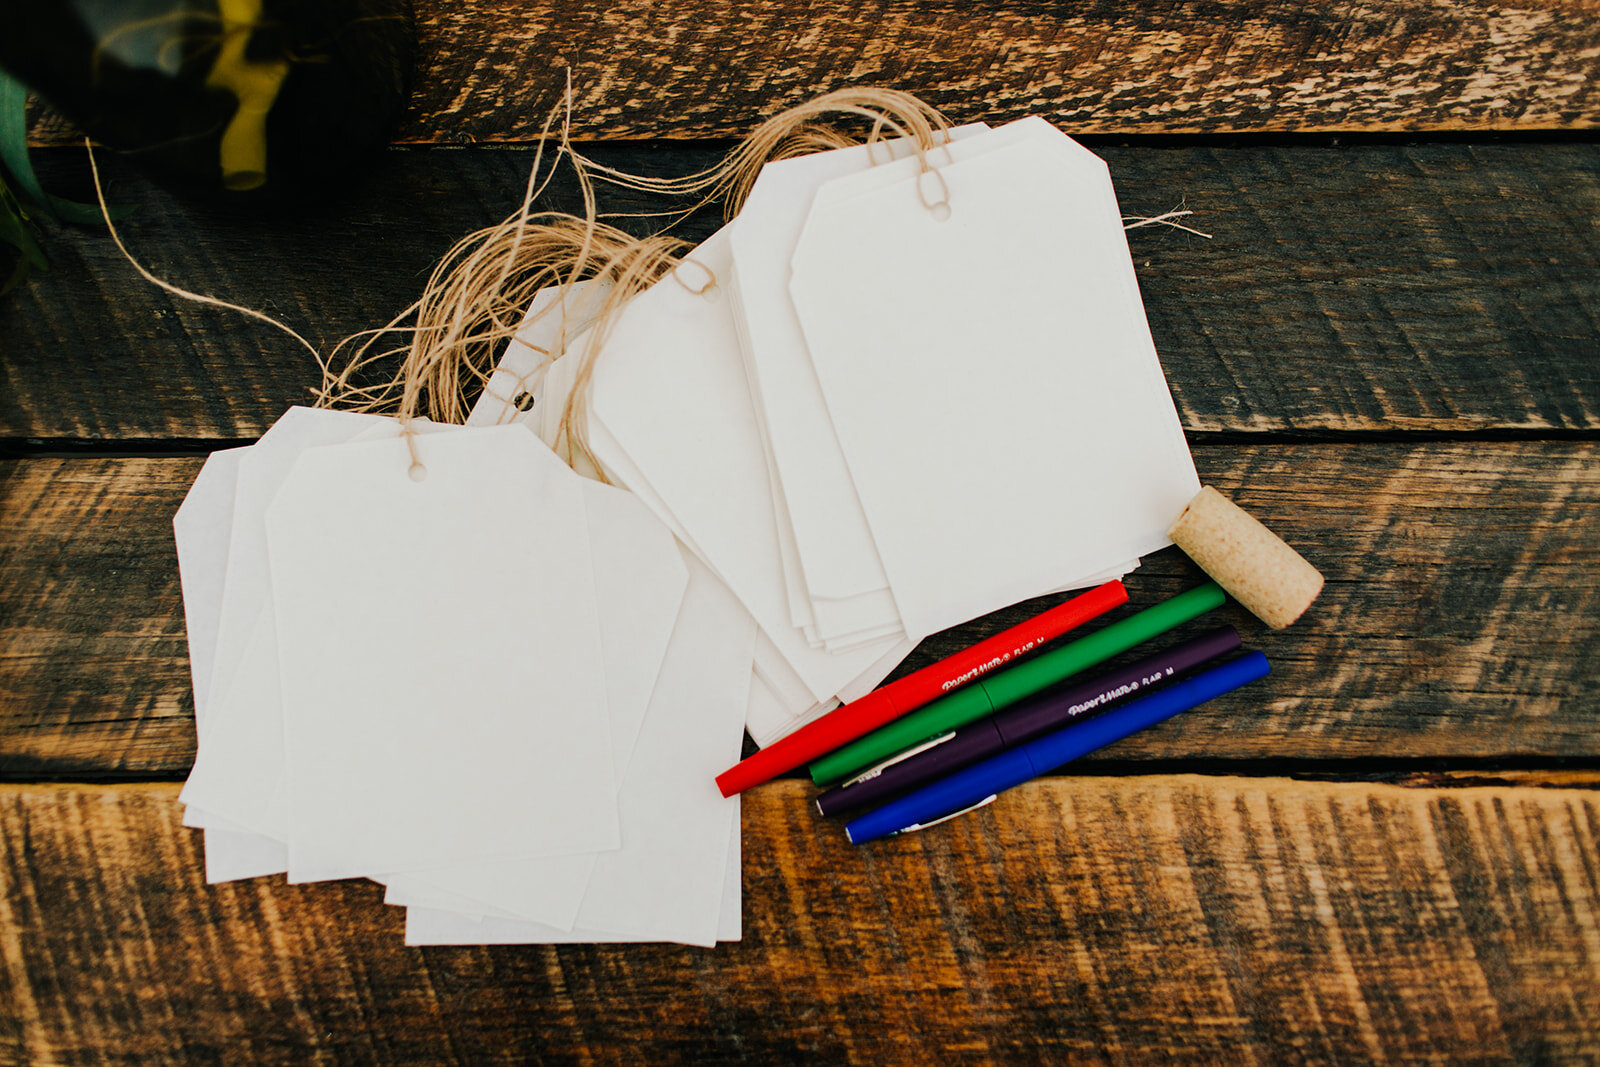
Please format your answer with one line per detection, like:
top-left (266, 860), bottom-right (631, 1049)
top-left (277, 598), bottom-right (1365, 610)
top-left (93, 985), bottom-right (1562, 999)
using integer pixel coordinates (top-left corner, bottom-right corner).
top-left (1168, 486), bottom-right (1323, 629)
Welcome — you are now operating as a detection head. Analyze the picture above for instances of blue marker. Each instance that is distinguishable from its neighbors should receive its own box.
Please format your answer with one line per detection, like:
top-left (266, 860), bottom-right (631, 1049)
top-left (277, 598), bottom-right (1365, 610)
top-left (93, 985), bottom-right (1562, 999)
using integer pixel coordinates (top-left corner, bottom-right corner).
top-left (844, 651), bottom-right (1271, 844)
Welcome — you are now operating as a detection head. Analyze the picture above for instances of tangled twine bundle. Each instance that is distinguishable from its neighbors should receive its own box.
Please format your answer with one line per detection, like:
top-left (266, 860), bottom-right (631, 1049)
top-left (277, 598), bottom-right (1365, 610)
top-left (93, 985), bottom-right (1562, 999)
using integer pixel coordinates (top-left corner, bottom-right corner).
top-left (312, 86), bottom-right (955, 463)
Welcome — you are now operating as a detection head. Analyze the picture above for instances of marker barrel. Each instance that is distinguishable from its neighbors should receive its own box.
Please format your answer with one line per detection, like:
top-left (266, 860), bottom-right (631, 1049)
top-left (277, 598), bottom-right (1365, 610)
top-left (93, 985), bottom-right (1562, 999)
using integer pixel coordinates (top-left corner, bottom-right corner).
top-left (816, 626), bottom-right (1241, 817)
top-left (845, 650), bottom-right (1270, 844)
top-left (714, 580), bottom-right (1127, 796)
top-left (811, 582), bottom-right (1227, 785)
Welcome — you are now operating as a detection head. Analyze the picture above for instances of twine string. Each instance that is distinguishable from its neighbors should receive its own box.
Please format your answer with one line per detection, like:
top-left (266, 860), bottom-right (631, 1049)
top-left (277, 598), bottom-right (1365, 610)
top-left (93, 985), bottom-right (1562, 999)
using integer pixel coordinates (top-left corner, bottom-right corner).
top-left (1123, 208), bottom-right (1213, 240)
top-left (87, 85), bottom-right (1206, 478)
top-left (87, 137), bottom-right (327, 379)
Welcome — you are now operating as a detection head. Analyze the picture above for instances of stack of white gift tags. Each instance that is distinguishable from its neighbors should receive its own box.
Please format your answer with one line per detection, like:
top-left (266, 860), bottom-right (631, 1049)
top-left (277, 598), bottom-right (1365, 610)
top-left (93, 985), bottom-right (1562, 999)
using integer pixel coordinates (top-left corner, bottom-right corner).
top-left (177, 407), bottom-right (750, 946)
top-left (175, 113), bottom-right (1201, 946)
top-left (473, 116), bottom-right (1200, 748)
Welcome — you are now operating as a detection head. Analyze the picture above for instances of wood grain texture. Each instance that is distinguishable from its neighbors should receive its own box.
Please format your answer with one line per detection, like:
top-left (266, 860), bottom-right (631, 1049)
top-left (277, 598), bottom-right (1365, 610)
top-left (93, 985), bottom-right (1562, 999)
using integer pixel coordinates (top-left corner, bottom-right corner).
top-left (4, 142), bottom-right (1597, 441)
top-left (23, 0), bottom-right (1600, 146)
top-left (1, 778), bottom-right (1597, 1062)
top-left (2, 442), bottom-right (1594, 779)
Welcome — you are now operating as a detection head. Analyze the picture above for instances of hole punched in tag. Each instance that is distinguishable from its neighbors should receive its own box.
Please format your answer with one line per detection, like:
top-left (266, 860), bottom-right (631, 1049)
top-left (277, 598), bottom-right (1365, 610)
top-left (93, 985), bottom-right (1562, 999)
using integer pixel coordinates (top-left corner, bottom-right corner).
top-left (861, 120), bottom-right (955, 221)
top-left (401, 419), bottom-right (428, 482)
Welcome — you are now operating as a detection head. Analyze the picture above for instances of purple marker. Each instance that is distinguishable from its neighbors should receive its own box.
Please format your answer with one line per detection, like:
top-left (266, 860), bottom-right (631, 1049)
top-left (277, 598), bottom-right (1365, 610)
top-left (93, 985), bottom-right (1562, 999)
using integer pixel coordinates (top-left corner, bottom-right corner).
top-left (815, 625), bottom-right (1242, 817)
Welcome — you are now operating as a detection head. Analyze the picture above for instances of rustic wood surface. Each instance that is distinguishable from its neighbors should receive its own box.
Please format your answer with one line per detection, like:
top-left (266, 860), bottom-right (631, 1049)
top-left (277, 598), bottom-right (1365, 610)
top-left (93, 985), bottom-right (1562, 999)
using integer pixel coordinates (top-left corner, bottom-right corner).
top-left (3, 441), bottom-right (1594, 779)
top-left (1, 778), bottom-right (1598, 1063)
top-left (3, 142), bottom-right (1597, 442)
top-left (5, 0), bottom-right (1599, 1057)
top-left (24, 0), bottom-right (1600, 146)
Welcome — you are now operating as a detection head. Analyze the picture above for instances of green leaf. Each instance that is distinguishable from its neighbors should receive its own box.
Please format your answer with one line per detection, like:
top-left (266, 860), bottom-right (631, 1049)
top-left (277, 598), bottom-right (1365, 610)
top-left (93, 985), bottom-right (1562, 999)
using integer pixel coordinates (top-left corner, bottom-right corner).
top-left (0, 69), bottom-right (136, 226)
top-left (0, 192), bottom-right (47, 292)
top-left (46, 194), bottom-right (136, 224)
top-left (0, 172), bottom-right (46, 264)
top-left (0, 69), bottom-right (51, 211)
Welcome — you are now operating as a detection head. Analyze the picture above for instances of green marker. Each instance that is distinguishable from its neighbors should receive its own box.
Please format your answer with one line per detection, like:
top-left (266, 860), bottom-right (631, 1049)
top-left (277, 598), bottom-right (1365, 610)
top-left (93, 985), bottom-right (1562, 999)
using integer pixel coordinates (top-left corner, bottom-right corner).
top-left (809, 582), bottom-right (1227, 785)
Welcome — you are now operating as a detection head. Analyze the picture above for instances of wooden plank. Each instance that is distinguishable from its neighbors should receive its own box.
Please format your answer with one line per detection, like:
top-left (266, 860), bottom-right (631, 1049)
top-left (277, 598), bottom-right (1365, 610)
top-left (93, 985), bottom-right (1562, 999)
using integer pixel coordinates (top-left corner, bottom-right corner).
top-left (3, 142), bottom-right (1597, 441)
top-left (2, 442), bottom-right (1595, 779)
top-left (1, 778), bottom-right (1597, 1061)
top-left (24, 0), bottom-right (1600, 146)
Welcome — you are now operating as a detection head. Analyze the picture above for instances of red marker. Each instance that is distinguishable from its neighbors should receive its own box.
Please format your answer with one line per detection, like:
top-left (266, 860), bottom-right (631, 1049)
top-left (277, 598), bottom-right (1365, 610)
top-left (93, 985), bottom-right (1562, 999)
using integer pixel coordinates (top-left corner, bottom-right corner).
top-left (714, 579), bottom-right (1128, 796)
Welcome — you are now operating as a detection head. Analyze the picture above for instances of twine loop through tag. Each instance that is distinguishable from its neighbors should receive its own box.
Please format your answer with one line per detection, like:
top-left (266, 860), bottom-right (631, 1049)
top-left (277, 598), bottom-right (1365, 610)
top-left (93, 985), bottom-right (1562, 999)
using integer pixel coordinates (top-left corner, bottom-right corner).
top-left (671, 257), bottom-right (717, 295)
top-left (917, 164), bottom-right (952, 220)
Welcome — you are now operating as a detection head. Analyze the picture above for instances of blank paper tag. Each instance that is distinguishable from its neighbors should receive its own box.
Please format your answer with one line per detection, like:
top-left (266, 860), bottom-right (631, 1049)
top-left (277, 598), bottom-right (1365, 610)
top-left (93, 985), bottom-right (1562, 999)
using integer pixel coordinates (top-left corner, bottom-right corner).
top-left (180, 406), bottom-right (388, 841)
top-left (466, 279), bottom-right (614, 429)
top-left (173, 446), bottom-right (290, 881)
top-left (400, 549), bottom-right (752, 946)
top-left (580, 227), bottom-right (912, 709)
top-left (789, 118), bottom-right (1200, 638)
top-left (266, 425), bottom-right (618, 881)
top-left (728, 125), bottom-right (990, 646)
top-left (377, 426), bottom-right (695, 931)
top-left (569, 549), bottom-right (754, 945)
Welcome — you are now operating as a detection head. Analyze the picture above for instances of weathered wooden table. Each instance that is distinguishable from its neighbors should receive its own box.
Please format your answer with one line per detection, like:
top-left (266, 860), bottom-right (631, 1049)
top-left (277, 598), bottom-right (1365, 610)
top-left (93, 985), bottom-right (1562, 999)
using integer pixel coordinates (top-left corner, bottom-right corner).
top-left (3, 2), bottom-right (1598, 1061)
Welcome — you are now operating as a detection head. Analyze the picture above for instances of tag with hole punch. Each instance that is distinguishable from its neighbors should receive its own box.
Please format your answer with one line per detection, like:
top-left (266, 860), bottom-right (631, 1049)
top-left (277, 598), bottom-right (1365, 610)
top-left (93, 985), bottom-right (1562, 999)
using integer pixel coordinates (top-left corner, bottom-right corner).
top-left (265, 424), bottom-right (618, 880)
top-left (728, 124), bottom-right (991, 651)
top-left (466, 278), bottom-right (615, 431)
top-left (788, 117), bottom-right (1200, 640)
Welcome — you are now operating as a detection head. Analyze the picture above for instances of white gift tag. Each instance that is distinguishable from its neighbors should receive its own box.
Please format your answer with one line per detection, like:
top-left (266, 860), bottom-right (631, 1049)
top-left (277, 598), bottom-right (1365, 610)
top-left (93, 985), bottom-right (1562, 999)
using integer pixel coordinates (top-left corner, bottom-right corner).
top-left (379, 429), bottom-right (695, 930)
top-left (394, 549), bottom-right (752, 943)
top-left (206, 408), bottom-right (388, 721)
top-left (569, 394), bottom-right (802, 738)
top-left (172, 446), bottom-right (290, 881)
top-left (266, 425), bottom-right (617, 880)
top-left (530, 364), bottom-right (792, 741)
top-left (377, 417), bottom-right (685, 777)
top-left (579, 480), bottom-right (690, 775)
top-left (580, 226), bottom-right (915, 709)
top-left (174, 447), bottom-right (247, 736)
top-left (569, 549), bottom-right (753, 945)
top-left (180, 407), bottom-right (389, 840)
top-left (403, 814), bottom-right (743, 946)
top-left (789, 119), bottom-right (1200, 638)
top-left (728, 126), bottom-right (990, 646)
top-left (466, 278), bottom-right (615, 428)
